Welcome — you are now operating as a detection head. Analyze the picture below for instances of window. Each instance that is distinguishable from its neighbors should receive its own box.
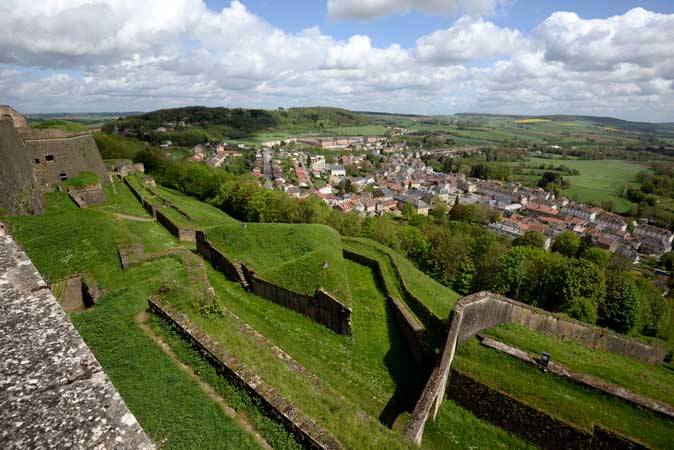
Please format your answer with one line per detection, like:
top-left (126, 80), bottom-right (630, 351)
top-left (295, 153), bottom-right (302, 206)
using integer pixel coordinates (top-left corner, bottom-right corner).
top-left (59, 173), bottom-right (68, 181)
top-left (34, 158), bottom-right (40, 164)
top-left (45, 155), bottom-right (55, 162)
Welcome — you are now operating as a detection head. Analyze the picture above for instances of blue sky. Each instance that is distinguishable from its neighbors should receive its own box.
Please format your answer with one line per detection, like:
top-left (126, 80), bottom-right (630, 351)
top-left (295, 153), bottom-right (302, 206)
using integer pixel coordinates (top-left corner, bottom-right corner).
top-left (207, 0), bottom-right (674, 46)
top-left (1, 1), bottom-right (674, 121)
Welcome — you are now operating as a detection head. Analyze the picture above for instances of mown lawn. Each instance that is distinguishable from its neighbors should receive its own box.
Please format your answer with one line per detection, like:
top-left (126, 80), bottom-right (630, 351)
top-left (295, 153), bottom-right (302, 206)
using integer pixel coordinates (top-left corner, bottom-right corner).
top-left (483, 323), bottom-right (674, 408)
top-left (206, 222), bottom-right (351, 304)
top-left (453, 339), bottom-right (674, 450)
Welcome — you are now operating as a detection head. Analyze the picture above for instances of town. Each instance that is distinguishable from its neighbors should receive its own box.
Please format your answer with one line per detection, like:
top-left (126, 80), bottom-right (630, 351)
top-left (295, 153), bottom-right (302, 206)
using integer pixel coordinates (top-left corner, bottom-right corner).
top-left (180, 133), bottom-right (674, 266)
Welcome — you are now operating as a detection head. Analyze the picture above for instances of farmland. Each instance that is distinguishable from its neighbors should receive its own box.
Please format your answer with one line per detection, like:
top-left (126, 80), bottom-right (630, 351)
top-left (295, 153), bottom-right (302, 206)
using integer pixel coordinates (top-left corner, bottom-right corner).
top-left (497, 157), bottom-right (647, 212)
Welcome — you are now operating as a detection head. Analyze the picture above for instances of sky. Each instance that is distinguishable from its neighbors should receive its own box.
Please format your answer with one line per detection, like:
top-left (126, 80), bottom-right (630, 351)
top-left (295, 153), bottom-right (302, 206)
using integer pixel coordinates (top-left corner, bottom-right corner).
top-left (1, 1), bottom-right (674, 121)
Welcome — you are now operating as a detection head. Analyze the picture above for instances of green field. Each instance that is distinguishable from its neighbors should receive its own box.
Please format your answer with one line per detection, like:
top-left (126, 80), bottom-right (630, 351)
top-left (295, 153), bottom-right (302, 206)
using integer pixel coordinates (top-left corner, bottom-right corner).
top-left (30, 119), bottom-right (91, 131)
top-left (453, 339), bottom-right (674, 449)
top-left (500, 157), bottom-right (646, 212)
top-left (206, 222), bottom-right (351, 303)
top-left (483, 323), bottom-right (674, 408)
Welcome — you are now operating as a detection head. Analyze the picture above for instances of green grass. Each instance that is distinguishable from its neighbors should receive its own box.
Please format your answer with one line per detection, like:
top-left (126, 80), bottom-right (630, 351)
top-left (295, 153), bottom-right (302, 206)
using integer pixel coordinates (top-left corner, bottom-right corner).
top-left (30, 119), bottom-right (90, 131)
top-left (344, 237), bottom-right (460, 319)
top-left (167, 262), bottom-right (415, 449)
top-left (6, 192), bottom-right (119, 281)
top-left (206, 222), bottom-right (351, 304)
top-left (422, 400), bottom-right (536, 450)
top-left (483, 323), bottom-right (674, 408)
top-left (61, 171), bottom-right (99, 189)
top-left (147, 312), bottom-right (303, 450)
top-left (153, 184), bottom-right (238, 227)
top-left (98, 182), bottom-right (153, 217)
top-left (499, 157), bottom-right (646, 212)
top-left (7, 192), bottom-right (270, 450)
top-left (453, 339), bottom-right (674, 450)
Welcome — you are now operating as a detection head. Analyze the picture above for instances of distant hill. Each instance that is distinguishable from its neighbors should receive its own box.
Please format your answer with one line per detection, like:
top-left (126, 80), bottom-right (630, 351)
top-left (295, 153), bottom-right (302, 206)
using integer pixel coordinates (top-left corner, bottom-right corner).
top-left (455, 113), bottom-right (674, 137)
top-left (103, 106), bottom-right (371, 146)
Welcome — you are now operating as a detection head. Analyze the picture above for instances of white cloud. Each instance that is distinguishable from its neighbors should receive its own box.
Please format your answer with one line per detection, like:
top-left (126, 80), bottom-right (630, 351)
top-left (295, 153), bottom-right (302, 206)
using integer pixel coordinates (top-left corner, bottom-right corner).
top-left (0, 2), bottom-right (673, 121)
top-left (327, 0), bottom-right (507, 20)
top-left (537, 7), bottom-right (674, 71)
top-left (415, 17), bottom-right (529, 64)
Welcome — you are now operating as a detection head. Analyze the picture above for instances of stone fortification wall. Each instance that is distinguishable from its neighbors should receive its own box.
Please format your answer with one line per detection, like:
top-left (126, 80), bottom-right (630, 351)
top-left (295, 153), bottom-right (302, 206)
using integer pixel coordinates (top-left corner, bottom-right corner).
top-left (0, 229), bottom-right (154, 449)
top-left (149, 298), bottom-right (343, 450)
top-left (0, 118), bottom-right (44, 215)
top-left (197, 231), bottom-right (352, 336)
top-left (453, 292), bottom-right (666, 363)
top-left (404, 291), bottom-right (667, 445)
top-left (21, 129), bottom-right (109, 192)
top-left (156, 209), bottom-right (196, 242)
top-left (446, 370), bottom-right (649, 450)
top-left (342, 248), bottom-right (431, 370)
top-left (342, 238), bottom-right (445, 331)
top-left (66, 184), bottom-right (107, 208)
top-left (0, 105), bottom-right (29, 128)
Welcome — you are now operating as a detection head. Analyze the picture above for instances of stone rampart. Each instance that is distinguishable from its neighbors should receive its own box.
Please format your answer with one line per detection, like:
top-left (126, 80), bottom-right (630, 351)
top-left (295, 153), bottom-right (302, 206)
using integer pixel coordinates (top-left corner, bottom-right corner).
top-left (124, 177), bottom-right (158, 218)
top-left (156, 209), bottom-right (195, 242)
top-left (67, 184), bottom-right (107, 208)
top-left (404, 291), bottom-right (667, 445)
top-left (22, 129), bottom-right (109, 192)
top-left (0, 118), bottom-right (44, 215)
top-left (148, 298), bottom-right (342, 450)
top-left (197, 231), bottom-right (352, 336)
top-left (0, 230), bottom-right (154, 449)
top-left (446, 370), bottom-right (648, 450)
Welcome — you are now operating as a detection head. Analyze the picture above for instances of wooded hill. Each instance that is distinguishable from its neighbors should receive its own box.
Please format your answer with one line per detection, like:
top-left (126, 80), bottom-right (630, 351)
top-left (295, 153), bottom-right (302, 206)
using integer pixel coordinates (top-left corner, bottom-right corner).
top-left (104, 106), bottom-right (371, 145)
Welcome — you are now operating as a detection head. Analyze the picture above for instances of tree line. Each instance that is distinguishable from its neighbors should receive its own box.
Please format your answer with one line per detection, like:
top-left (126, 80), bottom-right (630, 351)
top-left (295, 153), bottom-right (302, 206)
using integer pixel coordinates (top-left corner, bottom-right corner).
top-left (133, 146), bottom-right (673, 341)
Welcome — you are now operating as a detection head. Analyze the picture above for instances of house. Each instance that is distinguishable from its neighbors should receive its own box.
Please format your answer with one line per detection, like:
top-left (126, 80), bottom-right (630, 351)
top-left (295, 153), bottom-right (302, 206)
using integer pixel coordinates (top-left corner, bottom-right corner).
top-left (330, 165), bottom-right (346, 177)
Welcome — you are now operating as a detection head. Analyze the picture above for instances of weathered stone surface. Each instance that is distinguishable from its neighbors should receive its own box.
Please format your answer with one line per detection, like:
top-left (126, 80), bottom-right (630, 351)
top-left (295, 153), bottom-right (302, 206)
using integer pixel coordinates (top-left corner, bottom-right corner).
top-left (0, 231), bottom-right (154, 450)
top-left (0, 117), bottom-right (44, 215)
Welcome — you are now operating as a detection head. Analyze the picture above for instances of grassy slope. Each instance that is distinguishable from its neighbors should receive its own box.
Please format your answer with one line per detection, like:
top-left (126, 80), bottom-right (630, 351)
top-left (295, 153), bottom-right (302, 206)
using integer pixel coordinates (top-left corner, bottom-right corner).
top-left (170, 262), bottom-right (414, 450)
top-left (454, 339), bottom-right (674, 450)
top-left (61, 171), bottom-right (99, 189)
top-left (499, 157), bottom-right (645, 212)
top-left (344, 237), bottom-right (460, 319)
top-left (6, 186), bottom-right (263, 450)
top-left (483, 323), bottom-right (674, 408)
top-left (153, 184), bottom-right (238, 227)
top-left (206, 222), bottom-right (351, 303)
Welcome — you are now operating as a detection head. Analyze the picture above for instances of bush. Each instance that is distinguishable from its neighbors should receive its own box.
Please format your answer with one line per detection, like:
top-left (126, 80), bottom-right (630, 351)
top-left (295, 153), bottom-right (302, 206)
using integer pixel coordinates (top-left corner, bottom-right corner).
top-left (563, 297), bottom-right (598, 324)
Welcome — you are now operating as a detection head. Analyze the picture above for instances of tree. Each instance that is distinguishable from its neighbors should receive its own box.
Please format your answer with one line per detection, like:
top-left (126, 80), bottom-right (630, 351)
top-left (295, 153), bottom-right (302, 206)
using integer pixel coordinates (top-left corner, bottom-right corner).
top-left (563, 297), bottom-right (598, 324)
top-left (429, 200), bottom-right (448, 223)
top-left (552, 231), bottom-right (581, 258)
top-left (512, 231), bottom-right (546, 249)
top-left (600, 270), bottom-right (641, 334)
top-left (581, 247), bottom-right (612, 268)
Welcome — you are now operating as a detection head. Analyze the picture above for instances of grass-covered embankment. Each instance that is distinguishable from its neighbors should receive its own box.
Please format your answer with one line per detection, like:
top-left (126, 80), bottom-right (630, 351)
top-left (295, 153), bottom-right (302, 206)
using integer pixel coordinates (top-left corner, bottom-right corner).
top-left (61, 171), bottom-right (99, 189)
top-left (343, 237), bottom-right (460, 320)
top-left (453, 339), bottom-right (674, 449)
top-left (6, 185), bottom-right (269, 449)
top-left (206, 222), bottom-right (351, 304)
top-left (483, 323), bottom-right (674, 408)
